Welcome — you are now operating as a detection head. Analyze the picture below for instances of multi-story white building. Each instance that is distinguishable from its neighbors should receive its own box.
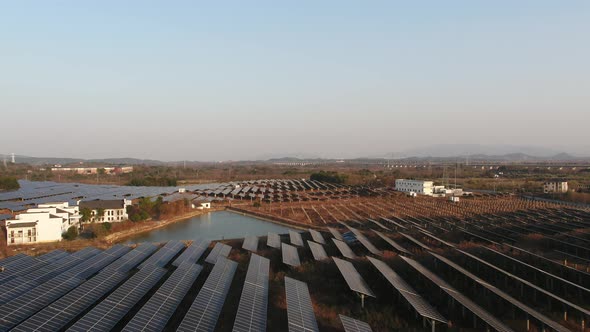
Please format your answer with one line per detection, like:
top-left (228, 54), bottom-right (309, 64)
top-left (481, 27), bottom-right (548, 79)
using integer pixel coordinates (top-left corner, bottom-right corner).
top-left (395, 179), bottom-right (434, 196)
top-left (3, 202), bottom-right (81, 246)
top-left (79, 199), bottom-right (132, 223)
top-left (543, 181), bottom-right (568, 193)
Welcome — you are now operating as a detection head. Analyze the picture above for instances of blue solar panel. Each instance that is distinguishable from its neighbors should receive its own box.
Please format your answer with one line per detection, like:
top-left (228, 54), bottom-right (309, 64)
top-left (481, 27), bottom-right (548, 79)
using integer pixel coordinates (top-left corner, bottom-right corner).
top-left (12, 271), bottom-right (128, 332)
top-left (177, 257), bottom-right (238, 332)
top-left (0, 273), bottom-right (83, 331)
top-left (138, 240), bottom-right (185, 269)
top-left (172, 240), bottom-right (211, 266)
top-left (123, 263), bottom-right (203, 332)
top-left (232, 254), bottom-right (269, 332)
top-left (102, 243), bottom-right (158, 273)
top-left (67, 266), bottom-right (166, 332)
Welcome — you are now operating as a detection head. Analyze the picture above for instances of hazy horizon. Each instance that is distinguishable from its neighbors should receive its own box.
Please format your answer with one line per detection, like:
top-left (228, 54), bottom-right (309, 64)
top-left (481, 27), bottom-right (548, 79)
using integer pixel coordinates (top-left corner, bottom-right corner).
top-left (2, 1), bottom-right (589, 161)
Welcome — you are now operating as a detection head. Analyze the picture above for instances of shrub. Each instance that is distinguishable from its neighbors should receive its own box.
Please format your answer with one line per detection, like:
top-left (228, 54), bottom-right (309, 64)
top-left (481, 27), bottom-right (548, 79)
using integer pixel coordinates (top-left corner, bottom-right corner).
top-left (62, 226), bottom-right (78, 241)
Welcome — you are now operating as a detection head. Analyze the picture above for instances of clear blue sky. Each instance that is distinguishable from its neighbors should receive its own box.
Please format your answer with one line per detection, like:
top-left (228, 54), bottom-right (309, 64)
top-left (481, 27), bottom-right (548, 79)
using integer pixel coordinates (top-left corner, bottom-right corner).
top-left (1, 1), bottom-right (588, 160)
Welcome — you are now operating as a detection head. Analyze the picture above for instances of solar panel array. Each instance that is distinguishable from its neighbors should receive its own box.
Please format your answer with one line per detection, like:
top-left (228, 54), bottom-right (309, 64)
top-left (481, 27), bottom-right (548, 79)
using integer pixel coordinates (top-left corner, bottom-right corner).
top-left (328, 227), bottom-right (344, 241)
top-left (348, 228), bottom-right (382, 256)
top-left (307, 240), bottom-right (328, 261)
top-left (289, 230), bottom-right (304, 246)
top-left (367, 257), bottom-right (446, 324)
top-left (367, 218), bottom-right (390, 231)
top-left (0, 274), bottom-right (84, 331)
top-left (177, 257), bottom-right (238, 332)
top-left (123, 263), bottom-right (203, 332)
top-left (308, 229), bottom-right (326, 244)
top-left (13, 271), bottom-right (128, 332)
top-left (400, 256), bottom-right (514, 332)
top-left (103, 243), bottom-right (159, 273)
top-left (67, 265), bottom-right (166, 332)
top-left (205, 242), bottom-right (232, 264)
top-left (138, 240), bottom-right (185, 269)
top-left (67, 244), bottom-right (131, 279)
top-left (332, 257), bottom-right (375, 297)
top-left (267, 232), bottom-right (281, 248)
top-left (332, 238), bottom-right (357, 259)
top-left (0, 247), bottom-right (101, 305)
top-left (428, 252), bottom-right (569, 332)
top-left (285, 277), bottom-right (319, 332)
top-left (372, 230), bottom-right (411, 255)
top-left (232, 254), bottom-right (270, 332)
top-left (172, 240), bottom-right (211, 266)
top-left (242, 236), bottom-right (259, 252)
top-left (281, 243), bottom-right (301, 267)
top-left (339, 314), bottom-right (373, 332)
top-left (0, 180), bottom-right (221, 212)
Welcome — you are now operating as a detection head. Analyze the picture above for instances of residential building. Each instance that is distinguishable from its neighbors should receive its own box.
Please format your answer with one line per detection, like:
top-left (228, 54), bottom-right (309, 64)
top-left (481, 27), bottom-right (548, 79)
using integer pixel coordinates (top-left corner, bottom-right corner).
top-left (395, 179), bottom-right (434, 196)
top-left (3, 202), bottom-right (81, 245)
top-left (79, 199), bottom-right (132, 223)
top-left (543, 181), bottom-right (568, 193)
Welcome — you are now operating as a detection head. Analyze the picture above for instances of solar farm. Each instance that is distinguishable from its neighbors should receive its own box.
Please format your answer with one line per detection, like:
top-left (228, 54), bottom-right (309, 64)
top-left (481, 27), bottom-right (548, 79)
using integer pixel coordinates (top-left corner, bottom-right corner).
top-left (0, 193), bottom-right (588, 331)
top-left (1, 176), bottom-right (590, 331)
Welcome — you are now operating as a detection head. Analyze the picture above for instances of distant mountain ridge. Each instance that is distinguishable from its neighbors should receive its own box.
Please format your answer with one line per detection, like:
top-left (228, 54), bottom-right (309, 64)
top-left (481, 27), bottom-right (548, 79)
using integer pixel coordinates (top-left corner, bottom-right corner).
top-left (3, 155), bottom-right (166, 166)
top-left (3, 148), bottom-right (588, 166)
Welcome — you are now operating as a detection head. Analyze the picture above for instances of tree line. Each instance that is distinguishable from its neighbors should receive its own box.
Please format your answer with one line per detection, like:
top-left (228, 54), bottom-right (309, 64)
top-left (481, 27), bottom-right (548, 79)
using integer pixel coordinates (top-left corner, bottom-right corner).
top-left (0, 176), bottom-right (19, 190)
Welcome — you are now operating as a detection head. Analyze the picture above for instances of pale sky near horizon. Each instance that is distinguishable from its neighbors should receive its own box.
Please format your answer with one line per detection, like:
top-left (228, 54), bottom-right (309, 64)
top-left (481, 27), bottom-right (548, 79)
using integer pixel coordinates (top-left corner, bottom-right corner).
top-left (1, 1), bottom-right (589, 161)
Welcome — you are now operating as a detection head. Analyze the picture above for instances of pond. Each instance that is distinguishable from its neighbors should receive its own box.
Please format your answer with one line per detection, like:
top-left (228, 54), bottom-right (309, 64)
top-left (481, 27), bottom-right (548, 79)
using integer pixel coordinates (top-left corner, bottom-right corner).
top-left (125, 210), bottom-right (295, 243)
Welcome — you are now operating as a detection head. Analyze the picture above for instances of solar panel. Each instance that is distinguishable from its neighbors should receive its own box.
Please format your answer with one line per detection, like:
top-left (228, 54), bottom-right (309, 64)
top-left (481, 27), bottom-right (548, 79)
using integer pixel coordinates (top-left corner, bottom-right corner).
top-left (281, 243), bottom-right (301, 267)
top-left (332, 238), bottom-right (357, 259)
top-left (339, 315), bottom-right (373, 332)
top-left (289, 230), bottom-right (304, 246)
top-left (332, 257), bottom-right (374, 297)
top-left (267, 232), bottom-right (281, 248)
top-left (0, 274), bottom-right (84, 331)
top-left (367, 257), bottom-right (446, 324)
top-left (307, 241), bottom-right (328, 261)
top-left (308, 229), bottom-right (326, 244)
top-left (429, 252), bottom-right (569, 332)
top-left (232, 254), bottom-right (270, 332)
top-left (455, 247), bottom-right (590, 318)
top-left (372, 230), bottom-right (411, 255)
top-left (367, 218), bottom-right (390, 230)
top-left (205, 242), bottom-right (232, 264)
top-left (285, 277), bottom-right (319, 332)
top-left (348, 228), bottom-right (382, 256)
top-left (36, 250), bottom-right (70, 263)
top-left (123, 263), bottom-right (203, 332)
top-left (400, 256), bottom-right (513, 332)
top-left (67, 266), bottom-right (167, 332)
top-left (242, 236), bottom-right (259, 252)
top-left (177, 257), bottom-right (238, 332)
top-left (400, 232), bottom-right (431, 250)
top-left (172, 240), bottom-right (211, 266)
top-left (103, 243), bottom-right (159, 273)
top-left (12, 271), bottom-right (128, 332)
top-left (328, 227), bottom-right (344, 241)
top-left (0, 253), bottom-right (27, 267)
top-left (69, 245), bottom-right (131, 279)
top-left (138, 240), bottom-right (185, 269)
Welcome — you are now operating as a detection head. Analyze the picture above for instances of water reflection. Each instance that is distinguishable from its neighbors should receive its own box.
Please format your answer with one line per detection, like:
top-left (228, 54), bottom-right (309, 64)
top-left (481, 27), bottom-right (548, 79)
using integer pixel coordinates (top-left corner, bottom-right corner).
top-left (125, 210), bottom-right (294, 243)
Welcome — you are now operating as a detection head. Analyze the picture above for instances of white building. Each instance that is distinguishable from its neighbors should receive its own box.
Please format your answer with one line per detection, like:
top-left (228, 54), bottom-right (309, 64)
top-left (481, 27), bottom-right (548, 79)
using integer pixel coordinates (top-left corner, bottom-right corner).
top-left (395, 179), bottom-right (434, 196)
top-left (543, 181), bottom-right (568, 193)
top-left (79, 199), bottom-right (132, 223)
top-left (3, 202), bottom-right (81, 246)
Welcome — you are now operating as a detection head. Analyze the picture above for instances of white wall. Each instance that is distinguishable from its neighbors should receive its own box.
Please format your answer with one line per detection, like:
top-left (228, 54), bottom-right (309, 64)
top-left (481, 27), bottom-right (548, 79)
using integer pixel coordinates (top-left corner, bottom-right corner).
top-left (395, 179), bottom-right (434, 195)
